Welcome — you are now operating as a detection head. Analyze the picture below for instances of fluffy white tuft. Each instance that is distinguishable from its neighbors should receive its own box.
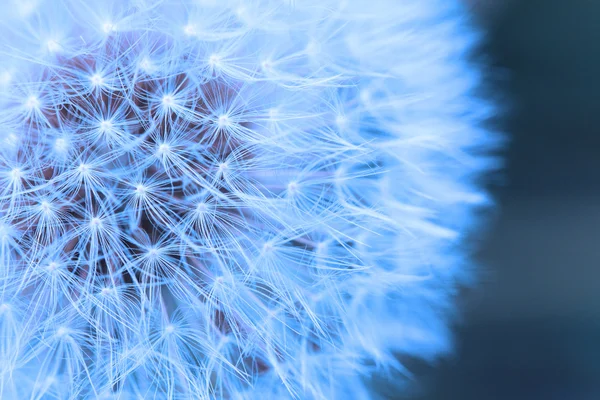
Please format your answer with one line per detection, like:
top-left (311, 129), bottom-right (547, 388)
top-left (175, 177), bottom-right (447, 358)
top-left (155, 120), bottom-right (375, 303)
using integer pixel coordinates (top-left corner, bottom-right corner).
top-left (0, 0), bottom-right (499, 398)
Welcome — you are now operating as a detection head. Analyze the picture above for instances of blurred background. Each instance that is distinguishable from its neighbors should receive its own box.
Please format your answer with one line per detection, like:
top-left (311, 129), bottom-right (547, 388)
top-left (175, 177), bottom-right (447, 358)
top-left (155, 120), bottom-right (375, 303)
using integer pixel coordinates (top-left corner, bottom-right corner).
top-left (390, 1), bottom-right (600, 399)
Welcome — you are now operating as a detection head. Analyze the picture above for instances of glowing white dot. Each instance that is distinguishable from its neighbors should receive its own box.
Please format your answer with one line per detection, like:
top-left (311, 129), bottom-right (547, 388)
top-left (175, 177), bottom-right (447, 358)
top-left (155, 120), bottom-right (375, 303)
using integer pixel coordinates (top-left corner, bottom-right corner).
top-left (158, 143), bottom-right (171, 154)
top-left (287, 181), bottom-right (299, 194)
top-left (90, 217), bottom-right (102, 227)
top-left (262, 242), bottom-right (274, 252)
top-left (208, 54), bottom-right (221, 67)
top-left (268, 108), bottom-right (279, 120)
top-left (218, 162), bottom-right (228, 173)
top-left (162, 95), bottom-right (175, 107)
top-left (101, 287), bottom-right (114, 296)
top-left (10, 168), bottom-right (22, 180)
top-left (90, 74), bottom-right (104, 87)
top-left (135, 184), bottom-right (146, 194)
top-left (56, 326), bottom-right (70, 337)
top-left (196, 202), bottom-right (208, 213)
top-left (78, 163), bottom-right (90, 173)
top-left (54, 138), bottom-right (68, 152)
top-left (102, 22), bottom-right (116, 34)
top-left (46, 40), bottom-right (61, 53)
top-left (217, 115), bottom-right (230, 128)
top-left (40, 201), bottom-right (52, 212)
top-left (165, 324), bottom-right (176, 334)
top-left (25, 96), bottom-right (40, 109)
top-left (100, 120), bottom-right (113, 131)
top-left (147, 247), bottom-right (159, 257)
top-left (139, 57), bottom-right (153, 72)
top-left (335, 115), bottom-right (348, 129)
top-left (261, 60), bottom-right (273, 71)
top-left (184, 24), bottom-right (196, 36)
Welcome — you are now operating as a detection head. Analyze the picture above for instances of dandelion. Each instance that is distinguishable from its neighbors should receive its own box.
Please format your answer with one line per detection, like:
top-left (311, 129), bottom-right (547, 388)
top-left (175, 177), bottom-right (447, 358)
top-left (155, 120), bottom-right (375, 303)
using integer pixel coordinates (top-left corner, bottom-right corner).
top-left (0, 0), bottom-right (500, 398)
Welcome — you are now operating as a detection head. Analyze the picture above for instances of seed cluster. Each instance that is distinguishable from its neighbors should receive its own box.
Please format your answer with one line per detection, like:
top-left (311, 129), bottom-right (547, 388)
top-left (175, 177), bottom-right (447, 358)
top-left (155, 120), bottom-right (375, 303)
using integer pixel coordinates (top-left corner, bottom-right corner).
top-left (0, 0), bottom-right (497, 398)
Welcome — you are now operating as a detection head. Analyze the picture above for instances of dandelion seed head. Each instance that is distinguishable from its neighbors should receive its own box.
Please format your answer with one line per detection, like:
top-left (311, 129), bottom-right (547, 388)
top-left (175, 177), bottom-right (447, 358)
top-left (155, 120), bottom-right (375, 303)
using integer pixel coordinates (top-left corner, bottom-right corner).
top-left (0, 0), bottom-right (499, 398)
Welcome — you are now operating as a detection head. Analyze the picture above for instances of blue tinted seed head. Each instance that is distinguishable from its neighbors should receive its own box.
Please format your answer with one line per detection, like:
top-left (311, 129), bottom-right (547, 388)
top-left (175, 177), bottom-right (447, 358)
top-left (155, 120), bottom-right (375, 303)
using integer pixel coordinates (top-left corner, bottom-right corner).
top-left (0, 0), bottom-right (499, 398)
